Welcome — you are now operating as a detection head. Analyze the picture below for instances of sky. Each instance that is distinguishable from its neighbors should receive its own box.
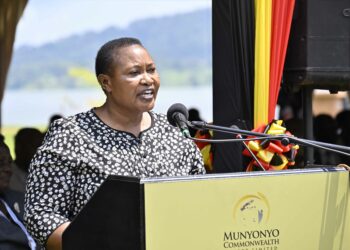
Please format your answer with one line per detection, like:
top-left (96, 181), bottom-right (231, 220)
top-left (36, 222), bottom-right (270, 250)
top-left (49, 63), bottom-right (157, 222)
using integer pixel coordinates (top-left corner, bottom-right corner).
top-left (14, 0), bottom-right (211, 48)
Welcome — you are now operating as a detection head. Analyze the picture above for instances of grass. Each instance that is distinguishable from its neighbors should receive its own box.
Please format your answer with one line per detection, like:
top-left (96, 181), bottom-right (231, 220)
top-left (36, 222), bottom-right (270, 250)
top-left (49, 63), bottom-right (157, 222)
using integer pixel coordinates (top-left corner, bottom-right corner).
top-left (1, 125), bottom-right (45, 158)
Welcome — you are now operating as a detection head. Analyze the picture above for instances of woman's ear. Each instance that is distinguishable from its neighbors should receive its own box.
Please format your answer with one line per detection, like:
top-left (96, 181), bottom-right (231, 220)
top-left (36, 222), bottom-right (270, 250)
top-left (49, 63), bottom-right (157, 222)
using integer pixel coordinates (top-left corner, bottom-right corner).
top-left (97, 74), bottom-right (111, 93)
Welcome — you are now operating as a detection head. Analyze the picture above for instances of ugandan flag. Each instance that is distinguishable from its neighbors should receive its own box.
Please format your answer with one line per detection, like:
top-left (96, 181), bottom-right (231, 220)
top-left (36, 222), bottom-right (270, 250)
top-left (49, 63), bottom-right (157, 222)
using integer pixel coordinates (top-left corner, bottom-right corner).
top-left (254, 0), bottom-right (295, 127)
top-left (212, 0), bottom-right (295, 172)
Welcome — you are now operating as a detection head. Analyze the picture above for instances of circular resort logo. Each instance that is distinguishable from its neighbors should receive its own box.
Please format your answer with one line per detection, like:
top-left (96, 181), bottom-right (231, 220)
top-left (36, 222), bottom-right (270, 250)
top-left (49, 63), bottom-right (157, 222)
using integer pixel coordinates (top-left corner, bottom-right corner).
top-left (223, 193), bottom-right (279, 249)
top-left (233, 192), bottom-right (270, 226)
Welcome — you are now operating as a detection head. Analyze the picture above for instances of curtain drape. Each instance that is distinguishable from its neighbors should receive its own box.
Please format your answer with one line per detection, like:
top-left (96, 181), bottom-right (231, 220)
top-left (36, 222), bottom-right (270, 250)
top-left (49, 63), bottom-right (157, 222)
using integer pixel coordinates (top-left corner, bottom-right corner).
top-left (0, 0), bottom-right (27, 104)
top-left (212, 0), bottom-right (295, 172)
top-left (268, 0), bottom-right (295, 121)
top-left (212, 0), bottom-right (255, 172)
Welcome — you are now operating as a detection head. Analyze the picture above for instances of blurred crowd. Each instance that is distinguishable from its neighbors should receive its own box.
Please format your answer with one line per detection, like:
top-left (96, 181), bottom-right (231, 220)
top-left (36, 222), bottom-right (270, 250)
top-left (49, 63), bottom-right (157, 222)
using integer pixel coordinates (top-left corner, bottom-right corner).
top-left (283, 109), bottom-right (350, 167)
top-left (0, 114), bottom-right (62, 249)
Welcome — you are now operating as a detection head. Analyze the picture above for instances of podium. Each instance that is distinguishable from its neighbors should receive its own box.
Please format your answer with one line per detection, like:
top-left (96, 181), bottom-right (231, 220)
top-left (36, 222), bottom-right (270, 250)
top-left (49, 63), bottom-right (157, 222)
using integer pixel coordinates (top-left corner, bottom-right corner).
top-left (63, 167), bottom-right (350, 250)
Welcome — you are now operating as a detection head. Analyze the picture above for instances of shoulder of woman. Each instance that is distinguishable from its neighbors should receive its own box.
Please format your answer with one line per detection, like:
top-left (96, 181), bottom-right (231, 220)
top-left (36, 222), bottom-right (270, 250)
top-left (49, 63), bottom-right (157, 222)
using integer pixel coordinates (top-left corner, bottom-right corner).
top-left (151, 112), bottom-right (175, 129)
top-left (150, 112), bottom-right (187, 138)
top-left (42, 111), bottom-right (90, 146)
top-left (46, 115), bottom-right (74, 135)
top-left (47, 110), bottom-right (91, 132)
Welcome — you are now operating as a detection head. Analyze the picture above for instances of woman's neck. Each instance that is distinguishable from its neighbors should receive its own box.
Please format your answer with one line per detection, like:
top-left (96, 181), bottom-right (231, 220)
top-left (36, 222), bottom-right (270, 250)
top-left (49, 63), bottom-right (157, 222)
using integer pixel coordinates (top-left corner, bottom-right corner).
top-left (94, 103), bottom-right (151, 137)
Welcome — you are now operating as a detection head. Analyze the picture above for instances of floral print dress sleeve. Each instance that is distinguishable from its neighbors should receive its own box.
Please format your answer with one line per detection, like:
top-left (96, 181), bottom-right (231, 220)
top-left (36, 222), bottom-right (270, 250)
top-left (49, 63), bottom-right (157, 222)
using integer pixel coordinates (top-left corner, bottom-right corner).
top-left (24, 118), bottom-right (78, 245)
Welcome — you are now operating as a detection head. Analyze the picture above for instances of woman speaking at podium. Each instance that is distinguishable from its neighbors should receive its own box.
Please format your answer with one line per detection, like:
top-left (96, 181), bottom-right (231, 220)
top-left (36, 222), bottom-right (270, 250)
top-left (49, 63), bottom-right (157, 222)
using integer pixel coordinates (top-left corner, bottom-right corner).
top-left (24, 37), bottom-right (205, 250)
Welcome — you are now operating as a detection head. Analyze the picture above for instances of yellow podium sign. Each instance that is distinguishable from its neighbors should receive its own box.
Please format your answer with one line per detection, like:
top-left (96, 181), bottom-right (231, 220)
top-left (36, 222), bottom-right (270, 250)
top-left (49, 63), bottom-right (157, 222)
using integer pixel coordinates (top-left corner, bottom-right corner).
top-left (144, 168), bottom-right (349, 250)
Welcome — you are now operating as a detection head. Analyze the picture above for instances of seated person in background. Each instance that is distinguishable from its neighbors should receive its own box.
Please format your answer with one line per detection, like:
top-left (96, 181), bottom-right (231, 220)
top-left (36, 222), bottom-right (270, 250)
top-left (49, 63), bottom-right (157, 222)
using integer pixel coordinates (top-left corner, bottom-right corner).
top-left (0, 135), bottom-right (37, 250)
top-left (9, 128), bottom-right (44, 194)
top-left (24, 37), bottom-right (205, 250)
top-left (336, 110), bottom-right (350, 165)
top-left (188, 108), bottom-right (203, 137)
top-left (313, 114), bottom-right (339, 165)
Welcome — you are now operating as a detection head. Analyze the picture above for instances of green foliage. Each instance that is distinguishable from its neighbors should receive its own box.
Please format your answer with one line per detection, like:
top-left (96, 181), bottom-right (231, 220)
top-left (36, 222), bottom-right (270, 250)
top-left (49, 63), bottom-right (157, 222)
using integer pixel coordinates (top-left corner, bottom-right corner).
top-left (68, 67), bottom-right (99, 88)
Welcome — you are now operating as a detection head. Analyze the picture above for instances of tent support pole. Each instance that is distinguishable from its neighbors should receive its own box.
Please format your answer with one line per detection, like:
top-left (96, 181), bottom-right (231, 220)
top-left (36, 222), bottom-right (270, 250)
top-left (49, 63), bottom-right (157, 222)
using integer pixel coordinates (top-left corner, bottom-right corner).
top-left (303, 86), bottom-right (314, 166)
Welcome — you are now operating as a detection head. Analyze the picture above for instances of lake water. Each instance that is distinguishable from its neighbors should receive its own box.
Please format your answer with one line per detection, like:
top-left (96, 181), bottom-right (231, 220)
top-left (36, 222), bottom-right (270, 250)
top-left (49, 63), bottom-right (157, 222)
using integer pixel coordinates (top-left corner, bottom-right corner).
top-left (3, 86), bottom-right (213, 126)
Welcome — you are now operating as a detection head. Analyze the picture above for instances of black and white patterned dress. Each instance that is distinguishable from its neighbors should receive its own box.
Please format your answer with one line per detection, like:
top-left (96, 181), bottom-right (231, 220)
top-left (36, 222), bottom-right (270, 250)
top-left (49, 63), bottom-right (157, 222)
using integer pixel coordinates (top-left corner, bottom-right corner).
top-left (24, 109), bottom-right (205, 245)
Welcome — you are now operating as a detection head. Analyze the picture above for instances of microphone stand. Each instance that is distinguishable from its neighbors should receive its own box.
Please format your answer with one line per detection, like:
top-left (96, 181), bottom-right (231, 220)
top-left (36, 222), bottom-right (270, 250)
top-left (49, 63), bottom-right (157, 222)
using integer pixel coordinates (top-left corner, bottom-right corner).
top-left (235, 133), bottom-right (266, 171)
top-left (189, 121), bottom-right (350, 158)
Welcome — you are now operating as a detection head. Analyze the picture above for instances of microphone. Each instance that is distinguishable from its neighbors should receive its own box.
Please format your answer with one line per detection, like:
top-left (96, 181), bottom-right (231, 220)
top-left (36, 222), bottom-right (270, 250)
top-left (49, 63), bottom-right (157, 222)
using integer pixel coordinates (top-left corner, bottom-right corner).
top-left (167, 103), bottom-right (191, 138)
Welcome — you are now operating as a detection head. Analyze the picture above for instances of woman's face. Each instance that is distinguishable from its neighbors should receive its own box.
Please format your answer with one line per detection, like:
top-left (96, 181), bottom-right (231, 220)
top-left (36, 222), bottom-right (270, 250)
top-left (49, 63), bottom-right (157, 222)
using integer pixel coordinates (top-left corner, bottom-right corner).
top-left (0, 145), bottom-right (13, 194)
top-left (102, 45), bottom-right (160, 114)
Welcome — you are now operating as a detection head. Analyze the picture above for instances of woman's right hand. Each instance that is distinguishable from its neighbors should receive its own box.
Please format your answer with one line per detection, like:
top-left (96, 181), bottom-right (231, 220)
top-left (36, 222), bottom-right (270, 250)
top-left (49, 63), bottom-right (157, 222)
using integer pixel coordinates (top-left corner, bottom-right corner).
top-left (46, 222), bottom-right (70, 250)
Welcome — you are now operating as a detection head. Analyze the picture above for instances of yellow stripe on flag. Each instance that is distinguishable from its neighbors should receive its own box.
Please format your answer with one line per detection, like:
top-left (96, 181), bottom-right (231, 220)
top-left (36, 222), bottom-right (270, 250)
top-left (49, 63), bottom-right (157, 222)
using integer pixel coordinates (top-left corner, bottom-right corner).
top-left (254, 0), bottom-right (272, 128)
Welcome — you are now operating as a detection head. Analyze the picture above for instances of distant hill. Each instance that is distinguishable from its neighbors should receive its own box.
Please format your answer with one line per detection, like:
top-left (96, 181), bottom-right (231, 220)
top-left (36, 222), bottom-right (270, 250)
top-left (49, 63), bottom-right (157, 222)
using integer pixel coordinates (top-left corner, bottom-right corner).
top-left (7, 8), bottom-right (212, 90)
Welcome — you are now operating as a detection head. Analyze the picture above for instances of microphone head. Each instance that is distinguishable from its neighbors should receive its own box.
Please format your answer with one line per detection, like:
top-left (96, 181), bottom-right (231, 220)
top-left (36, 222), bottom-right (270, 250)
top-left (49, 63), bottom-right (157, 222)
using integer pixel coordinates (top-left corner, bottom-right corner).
top-left (167, 103), bottom-right (189, 126)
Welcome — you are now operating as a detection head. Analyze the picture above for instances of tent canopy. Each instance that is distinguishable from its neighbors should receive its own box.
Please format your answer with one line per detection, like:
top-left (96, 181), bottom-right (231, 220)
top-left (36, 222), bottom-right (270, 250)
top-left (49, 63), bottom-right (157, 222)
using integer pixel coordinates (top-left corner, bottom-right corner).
top-left (0, 0), bottom-right (27, 107)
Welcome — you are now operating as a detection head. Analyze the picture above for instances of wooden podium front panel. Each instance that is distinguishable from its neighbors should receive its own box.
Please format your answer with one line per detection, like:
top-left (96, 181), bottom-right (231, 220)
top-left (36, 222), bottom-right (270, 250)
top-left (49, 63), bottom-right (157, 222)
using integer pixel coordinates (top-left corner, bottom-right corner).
top-left (143, 168), bottom-right (349, 250)
top-left (62, 176), bottom-right (144, 250)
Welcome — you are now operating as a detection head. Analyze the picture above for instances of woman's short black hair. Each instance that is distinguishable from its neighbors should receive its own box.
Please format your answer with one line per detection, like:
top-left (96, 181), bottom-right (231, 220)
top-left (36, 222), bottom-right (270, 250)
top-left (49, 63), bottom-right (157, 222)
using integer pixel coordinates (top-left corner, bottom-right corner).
top-left (95, 37), bottom-right (143, 77)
